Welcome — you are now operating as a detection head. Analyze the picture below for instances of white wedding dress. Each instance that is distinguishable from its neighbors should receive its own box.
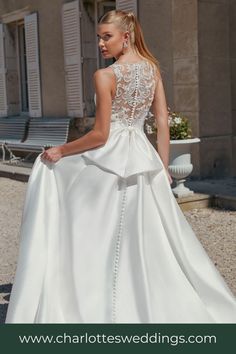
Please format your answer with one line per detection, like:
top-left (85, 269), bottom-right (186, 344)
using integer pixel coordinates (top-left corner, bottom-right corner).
top-left (5, 60), bottom-right (236, 323)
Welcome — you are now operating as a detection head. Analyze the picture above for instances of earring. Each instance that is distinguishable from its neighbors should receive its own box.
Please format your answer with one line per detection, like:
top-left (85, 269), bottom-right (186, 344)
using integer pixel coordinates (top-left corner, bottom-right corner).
top-left (123, 41), bottom-right (128, 48)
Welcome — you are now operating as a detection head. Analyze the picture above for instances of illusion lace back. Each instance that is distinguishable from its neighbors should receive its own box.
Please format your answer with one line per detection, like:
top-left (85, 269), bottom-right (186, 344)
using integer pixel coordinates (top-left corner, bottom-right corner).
top-left (82, 60), bottom-right (163, 178)
top-left (110, 60), bottom-right (157, 127)
top-left (5, 59), bottom-right (236, 324)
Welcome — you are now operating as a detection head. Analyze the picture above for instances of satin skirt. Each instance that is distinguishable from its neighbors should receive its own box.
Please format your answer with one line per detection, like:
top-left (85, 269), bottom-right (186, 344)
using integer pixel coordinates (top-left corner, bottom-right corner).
top-left (5, 126), bottom-right (236, 323)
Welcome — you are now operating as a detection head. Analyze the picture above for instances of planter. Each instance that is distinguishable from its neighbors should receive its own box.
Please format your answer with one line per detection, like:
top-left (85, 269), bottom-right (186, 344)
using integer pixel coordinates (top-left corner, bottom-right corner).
top-left (168, 138), bottom-right (200, 197)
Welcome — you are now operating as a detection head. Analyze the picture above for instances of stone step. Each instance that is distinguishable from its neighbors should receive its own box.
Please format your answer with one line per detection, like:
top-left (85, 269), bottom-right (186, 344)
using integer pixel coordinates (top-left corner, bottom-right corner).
top-left (0, 161), bottom-right (32, 182)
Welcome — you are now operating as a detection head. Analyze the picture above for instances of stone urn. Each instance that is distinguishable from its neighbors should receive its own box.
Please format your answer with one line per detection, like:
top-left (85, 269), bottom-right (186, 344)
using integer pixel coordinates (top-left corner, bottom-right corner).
top-left (168, 138), bottom-right (200, 197)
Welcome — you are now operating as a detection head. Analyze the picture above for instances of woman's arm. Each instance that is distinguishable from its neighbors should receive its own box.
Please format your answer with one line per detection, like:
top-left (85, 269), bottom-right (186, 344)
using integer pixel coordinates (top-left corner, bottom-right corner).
top-left (150, 69), bottom-right (172, 184)
top-left (151, 70), bottom-right (170, 170)
top-left (41, 69), bottom-right (114, 162)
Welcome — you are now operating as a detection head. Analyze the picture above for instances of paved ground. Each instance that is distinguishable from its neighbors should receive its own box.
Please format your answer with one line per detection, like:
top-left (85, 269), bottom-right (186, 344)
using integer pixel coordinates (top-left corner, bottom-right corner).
top-left (0, 177), bottom-right (235, 323)
top-left (186, 177), bottom-right (236, 197)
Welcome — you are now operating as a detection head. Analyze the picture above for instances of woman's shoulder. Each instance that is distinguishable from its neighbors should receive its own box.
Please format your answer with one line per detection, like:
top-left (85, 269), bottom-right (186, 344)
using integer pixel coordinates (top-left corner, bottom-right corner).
top-left (93, 66), bottom-right (115, 80)
top-left (93, 67), bottom-right (116, 93)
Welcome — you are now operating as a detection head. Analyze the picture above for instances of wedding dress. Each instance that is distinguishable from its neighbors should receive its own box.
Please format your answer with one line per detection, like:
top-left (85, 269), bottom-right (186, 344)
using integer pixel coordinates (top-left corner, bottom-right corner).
top-left (5, 60), bottom-right (236, 323)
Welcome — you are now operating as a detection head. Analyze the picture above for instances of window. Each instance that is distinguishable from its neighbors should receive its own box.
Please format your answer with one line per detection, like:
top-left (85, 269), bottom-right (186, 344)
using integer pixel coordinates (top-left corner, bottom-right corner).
top-left (0, 10), bottom-right (42, 118)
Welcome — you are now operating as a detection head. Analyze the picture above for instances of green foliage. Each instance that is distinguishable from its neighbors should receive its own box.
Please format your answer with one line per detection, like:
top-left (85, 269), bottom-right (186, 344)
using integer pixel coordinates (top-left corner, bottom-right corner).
top-left (145, 106), bottom-right (192, 140)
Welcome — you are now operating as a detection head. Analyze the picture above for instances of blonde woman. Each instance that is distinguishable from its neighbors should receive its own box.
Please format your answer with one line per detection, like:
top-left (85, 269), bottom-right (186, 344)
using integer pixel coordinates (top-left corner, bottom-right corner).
top-left (5, 10), bottom-right (236, 323)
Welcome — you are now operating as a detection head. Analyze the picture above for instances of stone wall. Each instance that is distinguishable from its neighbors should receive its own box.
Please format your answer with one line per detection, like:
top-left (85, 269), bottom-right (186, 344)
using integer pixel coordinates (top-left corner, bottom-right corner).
top-left (198, 0), bottom-right (233, 177)
top-left (141, 0), bottom-right (235, 178)
top-left (172, 0), bottom-right (200, 177)
top-left (230, 0), bottom-right (236, 175)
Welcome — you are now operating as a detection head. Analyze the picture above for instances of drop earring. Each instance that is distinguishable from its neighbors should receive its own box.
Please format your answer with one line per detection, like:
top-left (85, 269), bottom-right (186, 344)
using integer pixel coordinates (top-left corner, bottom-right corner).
top-left (123, 41), bottom-right (128, 48)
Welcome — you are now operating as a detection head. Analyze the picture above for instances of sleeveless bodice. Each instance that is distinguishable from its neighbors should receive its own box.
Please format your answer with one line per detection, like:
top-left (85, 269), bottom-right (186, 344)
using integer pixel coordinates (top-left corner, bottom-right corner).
top-left (109, 60), bottom-right (157, 130)
top-left (81, 59), bottom-right (164, 178)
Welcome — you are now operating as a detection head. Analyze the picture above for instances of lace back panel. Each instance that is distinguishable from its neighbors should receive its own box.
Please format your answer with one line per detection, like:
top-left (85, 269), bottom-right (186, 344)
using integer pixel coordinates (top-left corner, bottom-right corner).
top-left (110, 60), bottom-right (157, 127)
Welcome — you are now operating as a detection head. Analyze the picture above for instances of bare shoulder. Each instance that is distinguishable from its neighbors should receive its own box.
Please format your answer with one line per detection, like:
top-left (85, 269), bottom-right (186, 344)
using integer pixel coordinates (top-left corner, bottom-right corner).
top-left (93, 67), bottom-right (115, 82)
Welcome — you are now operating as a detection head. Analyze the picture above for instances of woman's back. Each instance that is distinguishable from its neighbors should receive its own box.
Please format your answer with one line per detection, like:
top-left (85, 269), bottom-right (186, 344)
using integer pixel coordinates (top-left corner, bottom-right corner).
top-left (82, 59), bottom-right (163, 179)
top-left (109, 60), bottom-right (157, 128)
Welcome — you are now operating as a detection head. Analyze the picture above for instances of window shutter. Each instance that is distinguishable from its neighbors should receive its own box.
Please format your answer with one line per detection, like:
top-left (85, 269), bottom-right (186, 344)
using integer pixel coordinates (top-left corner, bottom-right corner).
top-left (116, 0), bottom-right (137, 15)
top-left (62, 0), bottom-right (84, 118)
top-left (24, 12), bottom-right (42, 117)
top-left (0, 23), bottom-right (7, 117)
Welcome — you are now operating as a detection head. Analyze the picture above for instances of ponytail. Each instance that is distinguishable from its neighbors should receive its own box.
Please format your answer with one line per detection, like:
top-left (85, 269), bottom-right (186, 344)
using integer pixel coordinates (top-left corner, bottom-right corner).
top-left (132, 13), bottom-right (160, 70)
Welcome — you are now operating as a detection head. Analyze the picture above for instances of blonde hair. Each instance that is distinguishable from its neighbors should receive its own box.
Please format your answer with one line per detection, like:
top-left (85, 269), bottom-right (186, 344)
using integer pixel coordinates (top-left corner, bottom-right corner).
top-left (98, 10), bottom-right (160, 71)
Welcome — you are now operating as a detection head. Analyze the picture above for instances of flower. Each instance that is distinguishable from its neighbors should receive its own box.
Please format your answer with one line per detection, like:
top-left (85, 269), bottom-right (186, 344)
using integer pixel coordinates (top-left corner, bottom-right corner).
top-left (145, 106), bottom-right (192, 140)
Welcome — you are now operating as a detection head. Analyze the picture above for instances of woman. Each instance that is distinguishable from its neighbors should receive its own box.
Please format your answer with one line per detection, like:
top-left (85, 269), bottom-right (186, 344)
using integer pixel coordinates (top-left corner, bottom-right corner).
top-left (5, 10), bottom-right (236, 323)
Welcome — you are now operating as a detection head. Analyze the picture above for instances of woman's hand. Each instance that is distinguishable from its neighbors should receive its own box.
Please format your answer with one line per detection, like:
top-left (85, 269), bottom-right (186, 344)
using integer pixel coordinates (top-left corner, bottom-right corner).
top-left (165, 168), bottom-right (173, 185)
top-left (40, 146), bottom-right (63, 163)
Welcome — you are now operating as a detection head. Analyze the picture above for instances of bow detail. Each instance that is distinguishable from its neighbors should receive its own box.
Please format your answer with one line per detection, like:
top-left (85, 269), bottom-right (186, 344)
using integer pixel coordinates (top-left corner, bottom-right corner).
top-left (118, 125), bottom-right (154, 160)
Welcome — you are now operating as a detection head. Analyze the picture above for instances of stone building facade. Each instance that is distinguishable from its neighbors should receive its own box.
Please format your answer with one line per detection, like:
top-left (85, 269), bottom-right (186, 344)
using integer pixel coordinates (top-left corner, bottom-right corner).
top-left (0, 0), bottom-right (235, 178)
